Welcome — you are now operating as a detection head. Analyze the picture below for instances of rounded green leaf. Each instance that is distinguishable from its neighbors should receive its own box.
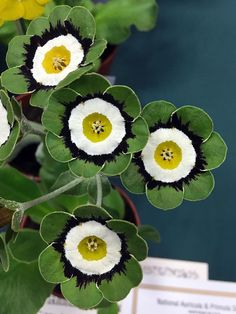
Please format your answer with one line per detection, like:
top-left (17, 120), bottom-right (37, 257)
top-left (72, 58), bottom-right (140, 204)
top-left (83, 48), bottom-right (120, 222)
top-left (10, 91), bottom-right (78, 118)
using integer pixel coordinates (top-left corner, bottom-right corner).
top-left (66, 6), bottom-right (96, 41)
top-left (146, 185), bottom-right (184, 210)
top-left (0, 234), bottom-right (9, 272)
top-left (46, 132), bottom-right (73, 162)
top-left (70, 73), bottom-right (110, 96)
top-left (201, 131), bottom-right (227, 170)
top-left (74, 204), bottom-right (111, 220)
top-left (69, 158), bottom-right (103, 178)
top-left (61, 278), bottom-right (103, 309)
top-left (107, 220), bottom-right (148, 261)
top-left (48, 5), bottom-right (71, 28)
top-left (56, 64), bottom-right (94, 89)
top-left (30, 88), bottom-right (53, 108)
top-left (84, 39), bottom-right (107, 65)
top-left (142, 100), bottom-right (176, 128)
top-left (184, 171), bottom-right (215, 201)
top-left (40, 211), bottom-right (73, 244)
top-left (10, 229), bottom-right (46, 263)
top-left (26, 17), bottom-right (50, 36)
top-left (105, 85), bottom-right (141, 119)
top-left (0, 122), bottom-right (20, 161)
top-left (43, 88), bottom-right (79, 135)
top-left (98, 256), bottom-right (142, 302)
top-left (102, 153), bottom-right (132, 176)
top-left (127, 117), bottom-right (149, 153)
top-left (0, 90), bottom-right (14, 126)
top-left (6, 35), bottom-right (31, 68)
top-left (1, 67), bottom-right (30, 94)
top-left (172, 106), bottom-right (213, 140)
top-left (121, 161), bottom-right (146, 194)
top-left (39, 244), bottom-right (69, 284)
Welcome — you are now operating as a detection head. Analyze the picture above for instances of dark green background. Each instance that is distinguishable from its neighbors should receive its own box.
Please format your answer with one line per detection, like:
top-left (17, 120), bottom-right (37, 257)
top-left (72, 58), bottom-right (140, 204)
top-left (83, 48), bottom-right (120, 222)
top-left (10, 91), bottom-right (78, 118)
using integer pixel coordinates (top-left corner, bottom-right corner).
top-left (112, 0), bottom-right (235, 282)
top-left (0, 0), bottom-right (235, 282)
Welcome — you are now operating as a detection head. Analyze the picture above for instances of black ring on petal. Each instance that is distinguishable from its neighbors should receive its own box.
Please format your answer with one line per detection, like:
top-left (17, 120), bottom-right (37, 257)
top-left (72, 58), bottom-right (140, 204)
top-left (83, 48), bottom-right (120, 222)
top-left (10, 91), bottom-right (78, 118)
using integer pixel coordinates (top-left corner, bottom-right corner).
top-left (22, 21), bottom-right (92, 90)
top-left (60, 93), bottom-right (135, 166)
top-left (52, 216), bottom-right (131, 288)
top-left (134, 114), bottom-right (207, 191)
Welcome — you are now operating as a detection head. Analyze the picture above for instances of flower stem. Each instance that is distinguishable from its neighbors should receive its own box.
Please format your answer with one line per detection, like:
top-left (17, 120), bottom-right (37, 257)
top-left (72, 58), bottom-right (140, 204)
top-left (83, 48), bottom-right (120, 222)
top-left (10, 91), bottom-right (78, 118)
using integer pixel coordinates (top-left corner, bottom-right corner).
top-left (21, 116), bottom-right (45, 137)
top-left (15, 19), bottom-right (26, 35)
top-left (21, 177), bottom-right (83, 211)
top-left (96, 174), bottom-right (103, 207)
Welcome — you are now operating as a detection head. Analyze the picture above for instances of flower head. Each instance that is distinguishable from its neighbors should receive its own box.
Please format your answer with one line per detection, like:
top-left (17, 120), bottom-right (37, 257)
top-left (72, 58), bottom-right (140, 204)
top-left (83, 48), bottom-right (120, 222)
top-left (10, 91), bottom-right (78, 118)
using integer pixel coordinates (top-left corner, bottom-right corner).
top-left (0, 90), bottom-right (20, 163)
top-left (121, 101), bottom-right (227, 210)
top-left (42, 73), bottom-right (149, 177)
top-left (1, 5), bottom-right (107, 108)
top-left (39, 206), bottom-right (147, 309)
top-left (0, 0), bottom-right (50, 25)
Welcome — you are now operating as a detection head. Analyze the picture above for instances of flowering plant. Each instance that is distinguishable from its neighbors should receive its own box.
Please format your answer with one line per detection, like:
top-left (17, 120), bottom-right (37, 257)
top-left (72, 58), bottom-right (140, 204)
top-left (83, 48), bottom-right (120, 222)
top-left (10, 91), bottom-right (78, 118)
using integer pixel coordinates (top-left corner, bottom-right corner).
top-left (0, 2), bottom-right (227, 314)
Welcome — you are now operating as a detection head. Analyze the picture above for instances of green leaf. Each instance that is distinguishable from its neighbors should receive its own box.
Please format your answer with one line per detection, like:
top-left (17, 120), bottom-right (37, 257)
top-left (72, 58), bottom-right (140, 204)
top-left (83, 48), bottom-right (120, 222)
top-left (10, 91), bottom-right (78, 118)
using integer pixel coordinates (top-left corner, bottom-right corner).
top-left (138, 225), bottom-right (161, 243)
top-left (6, 35), bottom-right (31, 68)
top-left (121, 161), bottom-right (146, 194)
top-left (61, 278), bottom-right (103, 309)
top-left (0, 21), bottom-right (17, 46)
top-left (46, 132), bottom-right (73, 162)
top-left (88, 175), bottom-right (111, 201)
top-left (48, 5), bottom-right (71, 27)
top-left (56, 64), bottom-right (94, 89)
top-left (146, 185), bottom-right (184, 210)
top-left (94, 0), bottom-right (158, 44)
top-left (70, 72), bottom-right (110, 96)
top-left (11, 210), bottom-right (24, 232)
top-left (0, 89), bottom-right (14, 125)
top-left (127, 117), bottom-right (149, 153)
top-left (0, 258), bottom-right (53, 314)
top-left (9, 229), bottom-right (46, 263)
top-left (39, 244), bottom-right (69, 283)
top-left (102, 188), bottom-right (125, 219)
top-left (30, 88), bottom-right (53, 108)
top-left (0, 122), bottom-right (20, 161)
top-left (66, 6), bottom-right (96, 40)
top-left (201, 131), bottom-right (227, 170)
top-left (73, 204), bottom-right (111, 220)
top-left (1, 67), bottom-right (30, 94)
top-left (107, 220), bottom-right (148, 261)
top-left (26, 17), bottom-right (50, 36)
top-left (142, 100), bottom-right (176, 128)
top-left (102, 153), bottom-right (132, 176)
top-left (172, 106), bottom-right (213, 140)
top-left (184, 171), bottom-right (215, 201)
top-left (98, 303), bottom-right (119, 314)
top-left (40, 211), bottom-right (72, 244)
top-left (98, 256), bottom-right (142, 302)
top-left (69, 158), bottom-right (103, 178)
top-left (11, 97), bottom-right (23, 120)
top-left (105, 85), bottom-right (141, 119)
top-left (85, 39), bottom-right (107, 65)
top-left (43, 88), bottom-right (78, 135)
top-left (0, 234), bottom-right (9, 272)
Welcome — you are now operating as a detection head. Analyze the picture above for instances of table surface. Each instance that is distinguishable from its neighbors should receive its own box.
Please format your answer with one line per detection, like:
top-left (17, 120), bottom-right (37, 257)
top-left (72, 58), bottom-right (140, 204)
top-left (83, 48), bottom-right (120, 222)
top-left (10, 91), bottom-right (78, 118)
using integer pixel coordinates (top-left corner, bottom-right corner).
top-left (112, 0), bottom-right (236, 282)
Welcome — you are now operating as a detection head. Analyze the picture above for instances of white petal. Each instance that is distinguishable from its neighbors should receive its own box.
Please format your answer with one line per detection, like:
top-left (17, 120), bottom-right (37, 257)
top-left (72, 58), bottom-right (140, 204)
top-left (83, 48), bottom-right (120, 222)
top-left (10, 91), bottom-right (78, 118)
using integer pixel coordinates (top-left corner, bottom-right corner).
top-left (31, 34), bottom-right (84, 86)
top-left (0, 100), bottom-right (10, 147)
top-left (69, 97), bottom-right (126, 155)
top-left (64, 220), bottom-right (122, 275)
top-left (142, 128), bottom-right (197, 183)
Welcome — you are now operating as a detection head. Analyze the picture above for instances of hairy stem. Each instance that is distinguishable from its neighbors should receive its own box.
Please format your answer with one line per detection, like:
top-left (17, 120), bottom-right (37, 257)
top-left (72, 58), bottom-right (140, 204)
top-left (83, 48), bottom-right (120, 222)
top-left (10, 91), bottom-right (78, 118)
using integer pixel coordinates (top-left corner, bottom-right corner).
top-left (15, 19), bottom-right (26, 35)
top-left (21, 177), bottom-right (83, 211)
top-left (21, 116), bottom-right (45, 137)
top-left (96, 174), bottom-right (103, 207)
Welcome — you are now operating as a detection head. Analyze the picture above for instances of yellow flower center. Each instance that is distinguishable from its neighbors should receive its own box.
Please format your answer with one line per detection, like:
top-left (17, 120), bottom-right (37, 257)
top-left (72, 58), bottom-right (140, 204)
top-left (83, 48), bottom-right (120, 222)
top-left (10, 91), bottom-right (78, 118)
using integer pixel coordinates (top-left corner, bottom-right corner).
top-left (78, 236), bottom-right (107, 261)
top-left (154, 141), bottom-right (182, 169)
top-left (83, 113), bottom-right (112, 143)
top-left (42, 46), bottom-right (71, 74)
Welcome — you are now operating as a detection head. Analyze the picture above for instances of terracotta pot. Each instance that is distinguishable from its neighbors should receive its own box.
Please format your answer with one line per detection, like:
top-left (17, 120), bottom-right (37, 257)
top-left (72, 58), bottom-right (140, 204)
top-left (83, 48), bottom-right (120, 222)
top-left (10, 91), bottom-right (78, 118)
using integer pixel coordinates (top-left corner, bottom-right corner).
top-left (98, 45), bottom-right (117, 76)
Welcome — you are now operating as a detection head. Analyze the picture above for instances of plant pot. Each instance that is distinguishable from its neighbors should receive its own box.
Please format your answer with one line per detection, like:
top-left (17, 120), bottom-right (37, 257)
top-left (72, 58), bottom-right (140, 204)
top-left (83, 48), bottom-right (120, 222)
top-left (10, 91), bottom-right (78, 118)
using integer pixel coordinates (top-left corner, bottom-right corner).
top-left (98, 44), bottom-right (117, 76)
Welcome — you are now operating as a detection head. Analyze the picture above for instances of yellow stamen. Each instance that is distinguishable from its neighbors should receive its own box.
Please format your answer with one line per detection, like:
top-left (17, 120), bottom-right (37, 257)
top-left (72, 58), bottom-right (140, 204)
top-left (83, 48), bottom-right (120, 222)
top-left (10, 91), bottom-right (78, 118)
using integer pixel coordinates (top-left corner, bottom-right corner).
top-left (154, 141), bottom-right (182, 169)
top-left (78, 236), bottom-right (107, 261)
top-left (42, 46), bottom-right (71, 74)
top-left (83, 113), bottom-right (112, 142)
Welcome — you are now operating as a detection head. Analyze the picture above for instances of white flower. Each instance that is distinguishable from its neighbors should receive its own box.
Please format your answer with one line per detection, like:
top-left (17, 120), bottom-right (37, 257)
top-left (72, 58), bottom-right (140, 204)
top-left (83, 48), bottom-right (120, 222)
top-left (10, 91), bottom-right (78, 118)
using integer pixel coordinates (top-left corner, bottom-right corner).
top-left (64, 220), bottom-right (122, 275)
top-left (0, 100), bottom-right (10, 147)
top-left (69, 97), bottom-right (126, 155)
top-left (142, 128), bottom-right (197, 183)
top-left (31, 34), bottom-right (84, 86)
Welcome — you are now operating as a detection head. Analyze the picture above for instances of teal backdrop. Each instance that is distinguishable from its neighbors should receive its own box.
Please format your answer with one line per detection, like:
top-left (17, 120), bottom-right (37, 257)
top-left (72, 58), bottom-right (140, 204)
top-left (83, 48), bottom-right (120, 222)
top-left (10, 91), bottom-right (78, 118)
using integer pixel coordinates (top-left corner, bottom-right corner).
top-left (112, 0), bottom-right (235, 282)
top-left (0, 1), bottom-right (235, 282)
